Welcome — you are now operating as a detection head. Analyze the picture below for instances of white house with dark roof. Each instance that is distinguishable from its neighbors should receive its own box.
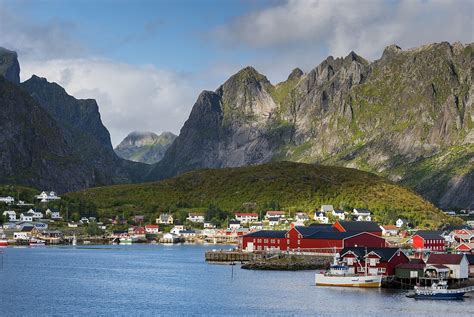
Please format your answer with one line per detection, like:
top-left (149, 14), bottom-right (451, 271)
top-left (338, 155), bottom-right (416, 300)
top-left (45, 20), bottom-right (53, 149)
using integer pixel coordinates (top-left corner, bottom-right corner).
top-left (45, 208), bottom-right (61, 219)
top-left (314, 212), bottom-right (329, 224)
top-left (36, 191), bottom-right (61, 202)
top-left (235, 213), bottom-right (259, 223)
top-left (3, 210), bottom-right (17, 221)
top-left (0, 196), bottom-right (15, 204)
top-left (228, 220), bottom-right (241, 230)
top-left (27, 208), bottom-right (44, 219)
top-left (352, 208), bottom-right (371, 221)
top-left (156, 213), bottom-right (174, 224)
top-left (268, 217), bottom-right (280, 226)
top-left (186, 213), bottom-right (205, 223)
top-left (396, 218), bottom-right (407, 228)
top-left (20, 212), bottom-right (34, 222)
top-left (265, 211), bottom-right (286, 219)
top-left (294, 212), bottom-right (309, 225)
top-left (332, 209), bottom-right (346, 220)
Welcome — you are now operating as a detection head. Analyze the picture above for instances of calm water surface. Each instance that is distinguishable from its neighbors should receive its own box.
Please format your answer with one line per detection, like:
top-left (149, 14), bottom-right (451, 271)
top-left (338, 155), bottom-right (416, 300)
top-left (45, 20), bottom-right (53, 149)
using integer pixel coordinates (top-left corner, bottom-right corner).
top-left (0, 245), bottom-right (472, 316)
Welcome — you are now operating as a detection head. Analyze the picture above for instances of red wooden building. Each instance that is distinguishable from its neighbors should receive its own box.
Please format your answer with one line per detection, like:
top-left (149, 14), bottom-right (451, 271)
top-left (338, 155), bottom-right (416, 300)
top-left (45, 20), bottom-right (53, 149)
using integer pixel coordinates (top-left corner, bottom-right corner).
top-left (339, 247), bottom-right (410, 276)
top-left (240, 224), bottom-right (386, 253)
top-left (333, 221), bottom-right (382, 236)
top-left (412, 231), bottom-right (446, 252)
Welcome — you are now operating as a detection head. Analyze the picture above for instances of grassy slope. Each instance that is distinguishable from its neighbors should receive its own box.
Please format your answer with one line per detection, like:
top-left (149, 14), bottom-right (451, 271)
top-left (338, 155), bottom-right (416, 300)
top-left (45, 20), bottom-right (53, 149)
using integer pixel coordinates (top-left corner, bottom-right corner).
top-left (65, 161), bottom-right (459, 228)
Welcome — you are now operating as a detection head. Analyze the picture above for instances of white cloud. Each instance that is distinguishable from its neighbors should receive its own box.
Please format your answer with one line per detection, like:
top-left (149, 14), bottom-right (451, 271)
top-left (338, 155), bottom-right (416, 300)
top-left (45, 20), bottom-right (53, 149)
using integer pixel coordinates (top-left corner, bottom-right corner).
top-left (214, 0), bottom-right (474, 65)
top-left (20, 59), bottom-right (199, 146)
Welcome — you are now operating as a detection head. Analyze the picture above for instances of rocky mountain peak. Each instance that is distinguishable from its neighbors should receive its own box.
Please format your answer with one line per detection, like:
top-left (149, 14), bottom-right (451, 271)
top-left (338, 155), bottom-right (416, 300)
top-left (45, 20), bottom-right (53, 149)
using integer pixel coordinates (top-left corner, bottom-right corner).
top-left (287, 68), bottom-right (304, 81)
top-left (382, 44), bottom-right (402, 59)
top-left (0, 47), bottom-right (20, 84)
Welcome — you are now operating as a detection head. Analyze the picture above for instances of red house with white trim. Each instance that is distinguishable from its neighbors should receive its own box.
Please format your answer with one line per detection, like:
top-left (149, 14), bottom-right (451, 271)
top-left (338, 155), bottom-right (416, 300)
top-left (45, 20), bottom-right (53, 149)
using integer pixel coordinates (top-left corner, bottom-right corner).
top-left (340, 247), bottom-right (410, 276)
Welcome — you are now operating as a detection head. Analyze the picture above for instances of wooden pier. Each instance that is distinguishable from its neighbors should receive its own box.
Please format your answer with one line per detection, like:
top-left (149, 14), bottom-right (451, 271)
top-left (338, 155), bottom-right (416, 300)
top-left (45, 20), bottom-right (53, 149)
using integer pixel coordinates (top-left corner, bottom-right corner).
top-left (205, 250), bottom-right (255, 262)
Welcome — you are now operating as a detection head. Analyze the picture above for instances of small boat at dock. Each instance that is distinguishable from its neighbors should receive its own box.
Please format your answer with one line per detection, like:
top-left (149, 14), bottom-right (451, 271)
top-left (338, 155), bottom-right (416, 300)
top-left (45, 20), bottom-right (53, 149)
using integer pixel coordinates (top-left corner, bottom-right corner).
top-left (407, 280), bottom-right (474, 300)
top-left (315, 265), bottom-right (382, 288)
top-left (0, 233), bottom-right (8, 247)
top-left (29, 238), bottom-right (46, 246)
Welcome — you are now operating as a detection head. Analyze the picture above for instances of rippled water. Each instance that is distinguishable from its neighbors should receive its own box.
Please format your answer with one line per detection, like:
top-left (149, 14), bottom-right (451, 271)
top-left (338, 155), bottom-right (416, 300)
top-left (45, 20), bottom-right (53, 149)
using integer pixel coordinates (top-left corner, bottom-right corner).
top-left (0, 245), bottom-right (472, 316)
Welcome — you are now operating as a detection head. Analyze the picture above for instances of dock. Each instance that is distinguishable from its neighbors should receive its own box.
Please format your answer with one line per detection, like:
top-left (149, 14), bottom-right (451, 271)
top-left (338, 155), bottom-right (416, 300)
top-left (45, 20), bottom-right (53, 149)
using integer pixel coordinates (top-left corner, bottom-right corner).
top-left (205, 250), bottom-right (255, 262)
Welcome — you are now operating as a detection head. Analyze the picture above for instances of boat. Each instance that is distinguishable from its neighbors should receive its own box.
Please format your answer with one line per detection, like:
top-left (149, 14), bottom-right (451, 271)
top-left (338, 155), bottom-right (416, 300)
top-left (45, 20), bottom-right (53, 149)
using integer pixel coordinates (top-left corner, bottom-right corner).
top-left (315, 265), bottom-right (382, 287)
top-left (0, 234), bottom-right (8, 247)
top-left (315, 248), bottom-right (382, 288)
top-left (407, 280), bottom-right (468, 300)
top-left (119, 237), bottom-right (132, 245)
top-left (72, 234), bottom-right (77, 246)
top-left (29, 238), bottom-right (46, 246)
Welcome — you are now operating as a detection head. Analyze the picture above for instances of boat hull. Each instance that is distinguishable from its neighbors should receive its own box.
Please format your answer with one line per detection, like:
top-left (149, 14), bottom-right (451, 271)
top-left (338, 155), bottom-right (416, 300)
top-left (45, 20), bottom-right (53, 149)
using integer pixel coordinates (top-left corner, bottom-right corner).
top-left (315, 274), bottom-right (382, 288)
top-left (411, 292), bottom-right (465, 300)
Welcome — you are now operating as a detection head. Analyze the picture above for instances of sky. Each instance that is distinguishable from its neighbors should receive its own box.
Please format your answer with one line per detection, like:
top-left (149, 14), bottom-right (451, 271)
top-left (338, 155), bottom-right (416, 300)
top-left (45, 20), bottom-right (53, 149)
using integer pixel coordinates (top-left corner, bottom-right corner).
top-left (1, 0), bottom-right (473, 146)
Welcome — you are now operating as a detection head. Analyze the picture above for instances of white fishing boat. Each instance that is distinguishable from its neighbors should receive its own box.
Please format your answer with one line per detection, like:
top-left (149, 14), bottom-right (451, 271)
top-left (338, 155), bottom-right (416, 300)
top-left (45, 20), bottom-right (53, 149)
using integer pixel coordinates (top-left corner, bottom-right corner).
top-left (315, 249), bottom-right (382, 288)
top-left (315, 265), bottom-right (382, 287)
top-left (29, 238), bottom-right (46, 246)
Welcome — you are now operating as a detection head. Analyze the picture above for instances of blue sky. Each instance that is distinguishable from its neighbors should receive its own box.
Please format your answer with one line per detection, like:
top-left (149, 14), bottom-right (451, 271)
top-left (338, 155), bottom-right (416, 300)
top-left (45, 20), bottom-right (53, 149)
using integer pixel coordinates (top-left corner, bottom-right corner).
top-left (1, 0), bottom-right (472, 145)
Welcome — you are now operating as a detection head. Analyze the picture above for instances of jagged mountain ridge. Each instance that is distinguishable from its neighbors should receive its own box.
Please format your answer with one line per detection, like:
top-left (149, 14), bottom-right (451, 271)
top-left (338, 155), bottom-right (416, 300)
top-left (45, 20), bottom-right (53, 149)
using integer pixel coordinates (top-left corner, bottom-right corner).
top-left (147, 42), bottom-right (474, 209)
top-left (114, 131), bottom-right (177, 164)
top-left (0, 48), bottom-right (150, 192)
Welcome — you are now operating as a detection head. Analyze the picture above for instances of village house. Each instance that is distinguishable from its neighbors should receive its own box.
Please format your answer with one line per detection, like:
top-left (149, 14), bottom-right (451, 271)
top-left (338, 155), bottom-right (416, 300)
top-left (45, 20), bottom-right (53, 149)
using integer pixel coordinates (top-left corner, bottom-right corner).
top-left (352, 208), bottom-right (372, 221)
top-left (314, 212), bottom-right (329, 224)
top-left (240, 223), bottom-right (386, 253)
top-left (0, 196), bottom-right (15, 204)
top-left (133, 215), bottom-right (145, 224)
top-left (411, 231), bottom-right (446, 252)
top-left (333, 221), bottom-right (382, 236)
top-left (293, 212), bottom-right (309, 226)
top-left (3, 210), bottom-right (17, 221)
top-left (455, 243), bottom-right (474, 253)
top-left (13, 226), bottom-right (38, 240)
top-left (80, 217), bottom-right (89, 224)
top-left (145, 224), bottom-right (160, 234)
top-left (68, 222), bottom-right (79, 228)
top-left (450, 229), bottom-right (474, 244)
top-left (320, 205), bottom-right (334, 213)
top-left (170, 225), bottom-right (185, 235)
top-left (36, 191), bottom-right (61, 202)
top-left (395, 259), bottom-right (427, 280)
top-left (204, 222), bottom-right (216, 229)
top-left (267, 217), bottom-right (280, 227)
top-left (20, 212), bottom-right (34, 222)
top-left (241, 230), bottom-right (287, 252)
top-left (331, 209), bottom-right (346, 220)
top-left (228, 220), bottom-right (241, 230)
top-left (426, 253), bottom-right (469, 279)
top-left (467, 254), bottom-right (474, 277)
top-left (265, 211), bottom-right (287, 220)
top-left (339, 247), bottom-right (409, 276)
top-left (156, 213), bottom-right (174, 224)
top-left (380, 225), bottom-right (399, 236)
top-left (45, 208), bottom-right (61, 220)
top-left (27, 208), bottom-right (44, 219)
top-left (250, 222), bottom-right (263, 230)
top-left (129, 226), bottom-right (146, 241)
top-left (396, 218), bottom-right (407, 228)
top-left (186, 213), bottom-right (205, 223)
top-left (3, 222), bottom-right (16, 230)
top-left (235, 213), bottom-right (259, 223)
top-left (180, 229), bottom-right (196, 238)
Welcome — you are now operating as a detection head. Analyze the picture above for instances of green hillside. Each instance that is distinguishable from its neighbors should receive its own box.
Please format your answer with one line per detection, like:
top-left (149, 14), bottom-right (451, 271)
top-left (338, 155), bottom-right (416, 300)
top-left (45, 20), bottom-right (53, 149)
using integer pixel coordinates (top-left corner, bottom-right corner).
top-left (65, 162), bottom-right (459, 228)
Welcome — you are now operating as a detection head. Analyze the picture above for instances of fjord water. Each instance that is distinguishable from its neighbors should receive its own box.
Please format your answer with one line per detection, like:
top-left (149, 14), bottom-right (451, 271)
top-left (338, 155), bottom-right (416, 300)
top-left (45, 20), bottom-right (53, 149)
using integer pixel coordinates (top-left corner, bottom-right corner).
top-left (1, 245), bottom-right (472, 316)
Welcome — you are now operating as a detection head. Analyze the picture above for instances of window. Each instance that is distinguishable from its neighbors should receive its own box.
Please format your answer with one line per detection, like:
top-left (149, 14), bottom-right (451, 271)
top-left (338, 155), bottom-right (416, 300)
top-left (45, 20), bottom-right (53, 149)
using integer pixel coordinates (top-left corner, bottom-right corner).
top-left (377, 268), bottom-right (386, 273)
top-left (264, 239), bottom-right (268, 243)
top-left (271, 239), bottom-right (275, 244)
top-left (347, 258), bottom-right (354, 265)
top-left (370, 258), bottom-right (377, 266)
top-left (357, 267), bottom-right (365, 272)
top-left (297, 240), bottom-right (301, 245)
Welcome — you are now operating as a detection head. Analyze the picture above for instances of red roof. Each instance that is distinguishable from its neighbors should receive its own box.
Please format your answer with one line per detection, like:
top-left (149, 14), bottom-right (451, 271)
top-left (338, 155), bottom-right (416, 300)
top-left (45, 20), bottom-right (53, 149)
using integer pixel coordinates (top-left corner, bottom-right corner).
top-left (381, 225), bottom-right (398, 230)
top-left (427, 254), bottom-right (465, 265)
top-left (235, 213), bottom-right (258, 217)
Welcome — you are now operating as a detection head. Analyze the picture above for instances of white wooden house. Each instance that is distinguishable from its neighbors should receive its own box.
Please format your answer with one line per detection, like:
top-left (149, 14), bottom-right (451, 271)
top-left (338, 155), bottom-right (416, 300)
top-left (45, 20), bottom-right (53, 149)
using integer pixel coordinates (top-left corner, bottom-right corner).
top-left (228, 220), bottom-right (241, 230)
top-left (0, 196), bottom-right (15, 204)
top-left (235, 213), bottom-right (259, 223)
top-left (186, 213), bottom-right (205, 223)
top-left (156, 213), bottom-right (174, 224)
top-left (294, 212), bottom-right (309, 225)
top-left (3, 210), bottom-right (17, 221)
top-left (353, 208), bottom-right (372, 221)
top-left (265, 211), bottom-right (286, 219)
top-left (36, 191), bottom-right (61, 202)
top-left (314, 212), bottom-right (329, 224)
top-left (170, 225), bottom-right (185, 235)
top-left (45, 208), bottom-right (61, 219)
top-left (20, 212), bottom-right (34, 222)
top-left (426, 254), bottom-right (469, 279)
top-left (396, 218), bottom-right (406, 228)
top-left (332, 209), bottom-right (346, 220)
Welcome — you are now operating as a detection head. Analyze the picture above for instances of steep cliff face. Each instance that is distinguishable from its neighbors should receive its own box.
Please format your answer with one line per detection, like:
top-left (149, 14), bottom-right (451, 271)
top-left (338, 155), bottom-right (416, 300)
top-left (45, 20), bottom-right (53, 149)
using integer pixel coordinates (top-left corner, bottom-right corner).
top-left (0, 48), bottom-right (20, 84)
top-left (149, 42), bottom-right (473, 209)
top-left (114, 131), bottom-right (177, 164)
top-left (21, 75), bottom-right (148, 186)
top-left (0, 77), bottom-right (93, 191)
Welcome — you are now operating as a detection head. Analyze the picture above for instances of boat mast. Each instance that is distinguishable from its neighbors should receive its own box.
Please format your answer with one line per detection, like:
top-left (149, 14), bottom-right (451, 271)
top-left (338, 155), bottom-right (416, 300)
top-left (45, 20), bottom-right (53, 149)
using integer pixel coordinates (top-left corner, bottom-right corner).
top-left (365, 247), bottom-right (368, 276)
